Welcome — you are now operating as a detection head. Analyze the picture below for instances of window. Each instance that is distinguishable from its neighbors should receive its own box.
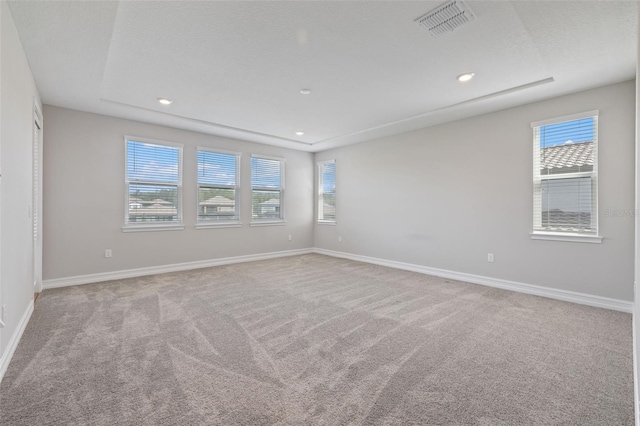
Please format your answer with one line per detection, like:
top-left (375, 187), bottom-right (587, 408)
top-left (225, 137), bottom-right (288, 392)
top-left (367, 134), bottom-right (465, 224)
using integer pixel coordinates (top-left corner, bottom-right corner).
top-left (125, 137), bottom-right (183, 230)
top-left (251, 155), bottom-right (284, 223)
top-left (531, 110), bottom-right (600, 242)
top-left (197, 148), bottom-right (240, 225)
top-left (318, 160), bottom-right (336, 223)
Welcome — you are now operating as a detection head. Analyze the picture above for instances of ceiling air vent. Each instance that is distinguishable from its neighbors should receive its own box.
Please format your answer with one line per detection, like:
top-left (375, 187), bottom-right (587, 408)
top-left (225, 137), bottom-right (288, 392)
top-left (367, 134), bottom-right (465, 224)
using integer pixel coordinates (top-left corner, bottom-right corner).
top-left (415, 0), bottom-right (476, 38)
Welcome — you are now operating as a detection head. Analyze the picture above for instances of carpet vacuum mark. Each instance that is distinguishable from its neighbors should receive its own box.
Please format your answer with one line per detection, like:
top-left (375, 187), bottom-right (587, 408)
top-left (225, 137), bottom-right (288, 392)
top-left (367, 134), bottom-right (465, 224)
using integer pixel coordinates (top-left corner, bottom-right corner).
top-left (0, 254), bottom-right (633, 425)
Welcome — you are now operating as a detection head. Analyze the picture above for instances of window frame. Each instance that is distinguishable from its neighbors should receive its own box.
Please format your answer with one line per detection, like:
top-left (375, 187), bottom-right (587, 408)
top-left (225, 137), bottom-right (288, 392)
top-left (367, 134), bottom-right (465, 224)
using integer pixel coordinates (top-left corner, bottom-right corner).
top-left (123, 135), bottom-right (184, 232)
top-left (196, 147), bottom-right (242, 229)
top-left (530, 110), bottom-right (602, 243)
top-left (250, 154), bottom-right (285, 226)
top-left (317, 159), bottom-right (336, 225)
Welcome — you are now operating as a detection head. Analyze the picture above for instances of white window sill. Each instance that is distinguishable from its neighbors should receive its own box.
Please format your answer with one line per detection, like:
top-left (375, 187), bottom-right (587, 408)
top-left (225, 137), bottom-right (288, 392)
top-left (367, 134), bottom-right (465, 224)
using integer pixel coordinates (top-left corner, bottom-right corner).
top-left (317, 221), bottom-right (337, 226)
top-left (123, 224), bottom-right (185, 233)
top-left (530, 232), bottom-right (603, 244)
top-left (250, 220), bottom-right (286, 227)
top-left (195, 222), bottom-right (242, 230)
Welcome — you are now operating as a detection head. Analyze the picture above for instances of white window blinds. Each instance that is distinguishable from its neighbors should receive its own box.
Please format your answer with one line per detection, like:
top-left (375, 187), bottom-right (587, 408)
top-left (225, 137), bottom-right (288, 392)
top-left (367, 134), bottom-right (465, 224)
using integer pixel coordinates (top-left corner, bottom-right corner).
top-left (532, 111), bottom-right (598, 235)
top-left (125, 138), bottom-right (183, 225)
top-left (318, 160), bottom-right (336, 223)
top-left (197, 149), bottom-right (240, 223)
top-left (251, 156), bottom-right (284, 221)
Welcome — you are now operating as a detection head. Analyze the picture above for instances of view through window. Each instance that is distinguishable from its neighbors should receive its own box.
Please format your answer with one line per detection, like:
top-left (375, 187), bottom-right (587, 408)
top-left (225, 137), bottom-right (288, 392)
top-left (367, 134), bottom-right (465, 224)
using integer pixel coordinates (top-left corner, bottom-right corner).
top-left (318, 160), bottom-right (336, 222)
top-left (125, 138), bottom-right (182, 225)
top-left (251, 156), bottom-right (284, 221)
top-left (532, 112), bottom-right (598, 235)
top-left (197, 149), bottom-right (240, 223)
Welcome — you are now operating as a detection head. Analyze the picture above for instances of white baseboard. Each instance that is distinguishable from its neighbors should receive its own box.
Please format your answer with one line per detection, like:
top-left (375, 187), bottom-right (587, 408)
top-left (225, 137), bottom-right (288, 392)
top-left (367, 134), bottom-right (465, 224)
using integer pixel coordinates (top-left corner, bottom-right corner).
top-left (313, 248), bottom-right (632, 313)
top-left (42, 246), bottom-right (632, 313)
top-left (43, 248), bottom-right (314, 289)
top-left (0, 299), bottom-right (34, 383)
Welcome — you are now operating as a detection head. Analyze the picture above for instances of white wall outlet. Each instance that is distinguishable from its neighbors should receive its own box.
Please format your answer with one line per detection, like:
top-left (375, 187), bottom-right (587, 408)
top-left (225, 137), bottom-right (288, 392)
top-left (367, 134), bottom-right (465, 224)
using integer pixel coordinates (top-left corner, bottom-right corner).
top-left (338, 236), bottom-right (342, 243)
top-left (487, 253), bottom-right (495, 263)
top-left (288, 234), bottom-right (292, 241)
top-left (1, 304), bottom-right (6, 323)
top-left (105, 249), bottom-right (112, 258)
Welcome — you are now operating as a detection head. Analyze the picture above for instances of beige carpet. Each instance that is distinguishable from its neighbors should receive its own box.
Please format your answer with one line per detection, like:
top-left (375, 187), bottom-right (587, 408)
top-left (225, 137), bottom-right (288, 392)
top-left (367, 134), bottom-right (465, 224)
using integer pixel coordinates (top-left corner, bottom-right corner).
top-left (0, 254), bottom-right (633, 425)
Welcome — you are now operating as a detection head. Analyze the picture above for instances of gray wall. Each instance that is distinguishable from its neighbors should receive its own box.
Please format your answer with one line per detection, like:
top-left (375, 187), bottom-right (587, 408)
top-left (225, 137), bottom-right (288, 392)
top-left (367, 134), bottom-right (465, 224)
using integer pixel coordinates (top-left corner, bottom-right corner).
top-left (43, 106), bottom-right (314, 280)
top-left (634, 6), bottom-right (639, 419)
top-left (0, 2), bottom-right (41, 356)
top-left (315, 81), bottom-right (635, 301)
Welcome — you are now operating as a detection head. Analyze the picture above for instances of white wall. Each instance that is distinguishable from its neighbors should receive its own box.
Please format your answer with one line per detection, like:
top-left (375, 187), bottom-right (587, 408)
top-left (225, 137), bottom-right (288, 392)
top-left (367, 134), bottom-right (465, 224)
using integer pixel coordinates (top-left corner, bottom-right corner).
top-left (315, 80), bottom-right (635, 301)
top-left (42, 106), bottom-right (314, 281)
top-left (0, 1), bottom-right (41, 359)
top-left (633, 6), bottom-right (639, 422)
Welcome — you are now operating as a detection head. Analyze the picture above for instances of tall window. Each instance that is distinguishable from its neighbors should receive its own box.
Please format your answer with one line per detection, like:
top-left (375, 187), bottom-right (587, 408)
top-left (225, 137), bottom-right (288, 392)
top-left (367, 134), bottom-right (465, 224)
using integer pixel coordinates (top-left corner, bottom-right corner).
top-left (125, 137), bottom-right (183, 227)
top-left (251, 155), bottom-right (284, 222)
top-left (197, 148), bottom-right (240, 224)
top-left (532, 111), bottom-right (599, 239)
top-left (318, 160), bottom-right (336, 223)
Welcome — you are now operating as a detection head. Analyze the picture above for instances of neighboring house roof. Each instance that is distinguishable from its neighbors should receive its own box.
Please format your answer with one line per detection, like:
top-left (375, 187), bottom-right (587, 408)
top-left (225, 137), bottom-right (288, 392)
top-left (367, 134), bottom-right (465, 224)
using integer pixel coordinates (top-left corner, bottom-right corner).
top-left (259, 199), bottom-right (280, 206)
top-left (129, 205), bottom-right (177, 216)
top-left (200, 196), bottom-right (234, 206)
top-left (541, 141), bottom-right (593, 171)
top-left (150, 198), bottom-right (172, 205)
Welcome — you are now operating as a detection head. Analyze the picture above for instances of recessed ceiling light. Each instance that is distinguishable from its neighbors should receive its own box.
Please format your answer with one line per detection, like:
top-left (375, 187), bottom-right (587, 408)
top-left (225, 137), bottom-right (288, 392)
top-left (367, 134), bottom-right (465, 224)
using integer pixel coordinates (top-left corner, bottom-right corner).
top-left (299, 89), bottom-right (311, 95)
top-left (158, 98), bottom-right (173, 105)
top-left (295, 131), bottom-right (305, 136)
top-left (457, 72), bottom-right (475, 82)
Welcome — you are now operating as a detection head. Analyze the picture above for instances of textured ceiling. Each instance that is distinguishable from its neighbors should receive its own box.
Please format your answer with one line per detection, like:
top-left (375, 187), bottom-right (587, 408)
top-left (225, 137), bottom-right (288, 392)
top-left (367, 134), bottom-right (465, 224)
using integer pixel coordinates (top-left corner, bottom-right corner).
top-left (8, 1), bottom-right (638, 152)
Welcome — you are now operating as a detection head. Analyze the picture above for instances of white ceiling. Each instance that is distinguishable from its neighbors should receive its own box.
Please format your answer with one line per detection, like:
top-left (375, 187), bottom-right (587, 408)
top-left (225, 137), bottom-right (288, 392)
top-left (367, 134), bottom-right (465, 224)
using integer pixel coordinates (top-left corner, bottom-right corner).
top-left (8, 1), bottom-right (638, 152)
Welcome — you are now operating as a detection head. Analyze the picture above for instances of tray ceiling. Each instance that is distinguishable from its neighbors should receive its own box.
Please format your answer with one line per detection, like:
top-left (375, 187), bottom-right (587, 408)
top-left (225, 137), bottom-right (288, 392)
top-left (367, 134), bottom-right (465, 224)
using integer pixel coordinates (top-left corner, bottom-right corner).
top-left (8, 1), bottom-right (637, 152)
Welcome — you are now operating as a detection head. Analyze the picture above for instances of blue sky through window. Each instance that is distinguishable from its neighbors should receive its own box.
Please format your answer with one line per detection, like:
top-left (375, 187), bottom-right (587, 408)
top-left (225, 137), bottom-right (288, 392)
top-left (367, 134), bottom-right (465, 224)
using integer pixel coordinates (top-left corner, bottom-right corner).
top-left (251, 157), bottom-right (281, 188)
top-left (127, 141), bottom-right (179, 183)
top-left (198, 151), bottom-right (237, 186)
top-left (540, 117), bottom-right (594, 147)
top-left (322, 163), bottom-right (336, 193)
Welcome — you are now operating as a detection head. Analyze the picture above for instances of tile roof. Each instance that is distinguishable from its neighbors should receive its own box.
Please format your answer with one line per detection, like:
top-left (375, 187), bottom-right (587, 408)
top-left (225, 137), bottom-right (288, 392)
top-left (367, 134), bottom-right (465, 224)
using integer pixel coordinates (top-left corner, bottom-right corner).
top-left (200, 196), bottom-right (234, 206)
top-left (541, 141), bottom-right (593, 171)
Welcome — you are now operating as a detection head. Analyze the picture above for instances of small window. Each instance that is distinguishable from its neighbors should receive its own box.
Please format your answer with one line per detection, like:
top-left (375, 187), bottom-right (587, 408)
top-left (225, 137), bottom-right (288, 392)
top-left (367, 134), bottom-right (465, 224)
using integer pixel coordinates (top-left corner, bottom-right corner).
top-left (197, 148), bottom-right (240, 225)
top-left (251, 155), bottom-right (284, 223)
top-left (125, 137), bottom-right (183, 229)
top-left (531, 111), bottom-right (599, 240)
top-left (318, 160), bottom-right (336, 223)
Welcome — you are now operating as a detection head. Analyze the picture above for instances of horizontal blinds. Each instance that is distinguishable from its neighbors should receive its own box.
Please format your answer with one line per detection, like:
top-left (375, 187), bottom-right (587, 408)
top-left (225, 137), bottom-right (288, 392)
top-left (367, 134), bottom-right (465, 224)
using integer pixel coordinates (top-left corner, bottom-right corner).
top-left (127, 140), bottom-right (180, 183)
top-left (126, 139), bottom-right (182, 224)
top-left (197, 150), bottom-right (239, 222)
top-left (251, 157), bottom-right (282, 189)
top-left (533, 115), bottom-right (597, 234)
top-left (318, 161), bottom-right (336, 222)
top-left (251, 156), bottom-right (283, 220)
top-left (198, 151), bottom-right (238, 186)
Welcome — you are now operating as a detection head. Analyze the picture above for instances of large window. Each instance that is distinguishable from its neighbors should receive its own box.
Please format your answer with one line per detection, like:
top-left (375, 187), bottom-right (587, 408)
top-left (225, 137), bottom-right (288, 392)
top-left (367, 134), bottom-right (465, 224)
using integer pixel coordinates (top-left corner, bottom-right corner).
top-left (251, 155), bottom-right (284, 222)
top-left (531, 111), bottom-right (599, 241)
top-left (197, 148), bottom-right (240, 225)
top-left (318, 160), bottom-right (336, 223)
top-left (125, 137), bottom-right (183, 229)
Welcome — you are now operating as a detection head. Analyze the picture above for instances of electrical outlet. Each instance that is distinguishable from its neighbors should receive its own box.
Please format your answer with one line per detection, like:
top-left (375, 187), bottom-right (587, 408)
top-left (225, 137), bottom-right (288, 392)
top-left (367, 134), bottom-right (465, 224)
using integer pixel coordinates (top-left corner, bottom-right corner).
top-left (2, 305), bottom-right (6, 323)
top-left (105, 249), bottom-right (112, 258)
top-left (288, 234), bottom-right (292, 241)
top-left (338, 236), bottom-right (342, 243)
top-left (487, 253), bottom-right (495, 263)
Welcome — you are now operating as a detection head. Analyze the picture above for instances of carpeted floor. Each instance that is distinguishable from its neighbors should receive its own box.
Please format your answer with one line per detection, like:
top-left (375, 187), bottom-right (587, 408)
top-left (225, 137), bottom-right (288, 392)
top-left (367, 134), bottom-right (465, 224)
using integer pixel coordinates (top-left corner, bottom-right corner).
top-left (0, 254), bottom-right (633, 425)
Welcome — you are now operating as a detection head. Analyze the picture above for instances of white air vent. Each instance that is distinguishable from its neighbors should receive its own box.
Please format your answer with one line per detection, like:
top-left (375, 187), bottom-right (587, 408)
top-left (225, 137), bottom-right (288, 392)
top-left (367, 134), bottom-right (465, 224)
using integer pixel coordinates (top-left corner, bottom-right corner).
top-left (415, 0), bottom-right (476, 38)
